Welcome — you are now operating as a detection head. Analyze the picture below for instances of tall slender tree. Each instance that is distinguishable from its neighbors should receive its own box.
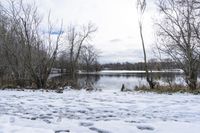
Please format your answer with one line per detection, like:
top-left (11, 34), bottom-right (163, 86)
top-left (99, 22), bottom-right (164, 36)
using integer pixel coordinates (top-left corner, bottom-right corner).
top-left (137, 0), bottom-right (155, 89)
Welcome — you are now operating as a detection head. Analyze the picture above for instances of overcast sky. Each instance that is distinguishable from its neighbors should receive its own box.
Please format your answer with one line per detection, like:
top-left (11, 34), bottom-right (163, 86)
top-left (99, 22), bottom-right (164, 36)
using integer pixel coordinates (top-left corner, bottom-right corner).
top-left (3, 0), bottom-right (158, 63)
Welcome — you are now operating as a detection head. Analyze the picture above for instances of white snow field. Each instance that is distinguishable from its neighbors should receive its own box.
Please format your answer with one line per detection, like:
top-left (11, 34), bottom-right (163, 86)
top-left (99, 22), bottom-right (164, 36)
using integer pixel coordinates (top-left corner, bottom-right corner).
top-left (0, 89), bottom-right (200, 133)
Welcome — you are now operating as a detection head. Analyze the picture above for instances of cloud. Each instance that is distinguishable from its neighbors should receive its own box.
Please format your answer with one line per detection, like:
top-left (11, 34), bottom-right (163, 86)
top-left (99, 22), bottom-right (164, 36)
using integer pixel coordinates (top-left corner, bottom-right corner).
top-left (99, 49), bottom-right (154, 63)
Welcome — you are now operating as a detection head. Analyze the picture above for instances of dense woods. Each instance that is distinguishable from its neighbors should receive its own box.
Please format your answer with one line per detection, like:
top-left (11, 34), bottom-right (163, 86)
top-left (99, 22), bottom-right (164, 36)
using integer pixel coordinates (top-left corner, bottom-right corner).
top-left (0, 0), bottom-right (63, 88)
top-left (0, 0), bottom-right (99, 88)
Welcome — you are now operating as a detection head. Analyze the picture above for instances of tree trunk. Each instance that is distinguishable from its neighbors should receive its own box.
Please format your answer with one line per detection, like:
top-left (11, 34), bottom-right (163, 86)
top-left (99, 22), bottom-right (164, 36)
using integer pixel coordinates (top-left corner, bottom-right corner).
top-left (139, 23), bottom-right (155, 89)
top-left (186, 70), bottom-right (197, 90)
top-left (69, 62), bottom-right (76, 80)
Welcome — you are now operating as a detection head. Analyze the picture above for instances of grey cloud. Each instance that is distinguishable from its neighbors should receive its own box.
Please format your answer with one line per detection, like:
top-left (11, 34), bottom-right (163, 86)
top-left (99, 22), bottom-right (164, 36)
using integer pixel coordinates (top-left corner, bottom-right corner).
top-left (99, 49), bottom-right (154, 63)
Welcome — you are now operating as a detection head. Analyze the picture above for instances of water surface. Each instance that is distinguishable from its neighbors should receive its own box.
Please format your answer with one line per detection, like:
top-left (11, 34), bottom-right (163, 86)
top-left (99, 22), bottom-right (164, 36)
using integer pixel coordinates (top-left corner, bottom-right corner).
top-left (52, 71), bottom-right (188, 90)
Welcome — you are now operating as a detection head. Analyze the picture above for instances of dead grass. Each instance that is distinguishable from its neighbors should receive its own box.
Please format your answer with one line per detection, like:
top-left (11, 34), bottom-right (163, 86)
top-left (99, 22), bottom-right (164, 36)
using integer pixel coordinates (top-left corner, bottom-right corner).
top-left (135, 84), bottom-right (200, 94)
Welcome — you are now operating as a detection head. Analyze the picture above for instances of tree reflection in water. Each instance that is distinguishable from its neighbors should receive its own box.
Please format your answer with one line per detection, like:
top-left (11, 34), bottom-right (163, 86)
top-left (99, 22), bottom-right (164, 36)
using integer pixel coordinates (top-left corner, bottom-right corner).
top-left (51, 72), bottom-right (190, 90)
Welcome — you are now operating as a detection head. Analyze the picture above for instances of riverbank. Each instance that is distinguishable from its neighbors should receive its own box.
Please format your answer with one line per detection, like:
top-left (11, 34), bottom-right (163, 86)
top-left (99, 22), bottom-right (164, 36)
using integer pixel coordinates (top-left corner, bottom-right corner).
top-left (134, 85), bottom-right (200, 94)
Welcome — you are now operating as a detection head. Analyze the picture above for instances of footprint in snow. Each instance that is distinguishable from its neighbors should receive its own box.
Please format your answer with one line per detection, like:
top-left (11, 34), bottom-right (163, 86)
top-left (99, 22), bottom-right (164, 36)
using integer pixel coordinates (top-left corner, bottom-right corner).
top-left (9, 117), bottom-right (15, 123)
top-left (79, 122), bottom-right (94, 127)
top-left (89, 127), bottom-right (110, 133)
top-left (137, 125), bottom-right (154, 131)
top-left (54, 129), bottom-right (70, 133)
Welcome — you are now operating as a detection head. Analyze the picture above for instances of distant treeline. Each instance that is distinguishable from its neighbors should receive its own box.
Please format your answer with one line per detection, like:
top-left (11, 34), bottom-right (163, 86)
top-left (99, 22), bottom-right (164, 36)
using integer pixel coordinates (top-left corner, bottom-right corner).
top-left (101, 59), bottom-right (179, 70)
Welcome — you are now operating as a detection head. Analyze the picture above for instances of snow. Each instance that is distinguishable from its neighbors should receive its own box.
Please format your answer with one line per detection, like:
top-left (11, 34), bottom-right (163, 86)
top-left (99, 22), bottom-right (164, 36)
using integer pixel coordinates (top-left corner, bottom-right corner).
top-left (0, 89), bottom-right (200, 133)
top-left (79, 70), bottom-right (184, 75)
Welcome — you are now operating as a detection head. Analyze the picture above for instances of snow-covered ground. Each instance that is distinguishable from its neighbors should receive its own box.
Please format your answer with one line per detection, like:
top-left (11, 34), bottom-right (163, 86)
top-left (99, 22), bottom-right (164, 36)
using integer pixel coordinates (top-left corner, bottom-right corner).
top-left (0, 89), bottom-right (200, 133)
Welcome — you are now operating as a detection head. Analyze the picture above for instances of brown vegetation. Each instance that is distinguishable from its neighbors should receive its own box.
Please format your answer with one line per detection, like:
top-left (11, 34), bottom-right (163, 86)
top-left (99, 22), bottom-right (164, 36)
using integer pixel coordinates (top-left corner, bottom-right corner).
top-left (135, 84), bottom-right (200, 94)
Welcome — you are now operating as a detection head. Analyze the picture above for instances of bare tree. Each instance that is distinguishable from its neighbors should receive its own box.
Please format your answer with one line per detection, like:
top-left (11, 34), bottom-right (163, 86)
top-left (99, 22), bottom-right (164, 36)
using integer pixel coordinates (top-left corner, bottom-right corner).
top-left (0, 0), bottom-right (27, 86)
top-left (80, 44), bottom-right (100, 72)
top-left (137, 0), bottom-right (155, 89)
top-left (156, 0), bottom-right (200, 90)
top-left (19, 8), bottom-right (63, 88)
top-left (57, 51), bottom-right (69, 74)
top-left (0, 0), bottom-right (63, 88)
top-left (66, 23), bottom-right (97, 78)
